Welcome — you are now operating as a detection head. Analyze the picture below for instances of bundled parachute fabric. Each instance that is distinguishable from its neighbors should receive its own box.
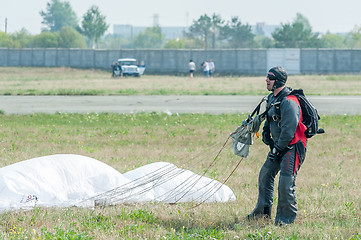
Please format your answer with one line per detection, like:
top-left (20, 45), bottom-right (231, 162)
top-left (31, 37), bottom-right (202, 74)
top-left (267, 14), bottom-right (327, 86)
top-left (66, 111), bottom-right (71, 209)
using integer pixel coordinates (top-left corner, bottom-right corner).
top-left (0, 154), bottom-right (129, 211)
top-left (0, 154), bottom-right (236, 212)
top-left (230, 97), bottom-right (267, 158)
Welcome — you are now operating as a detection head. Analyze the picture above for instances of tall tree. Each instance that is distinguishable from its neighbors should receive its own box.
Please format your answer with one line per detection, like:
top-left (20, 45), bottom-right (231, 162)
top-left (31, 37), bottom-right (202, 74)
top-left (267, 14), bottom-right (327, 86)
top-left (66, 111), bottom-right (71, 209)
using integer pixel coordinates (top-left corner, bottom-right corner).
top-left (58, 26), bottom-right (86, 48)
top-left (254, 35), bottom-right (274, 48)
top-left (220, 16), bottom-right (255, 48)
top-left (321, 33), bottom-right (346, 48)
top-left (98, 34), bottom-right (133, 49)
top-left (164, 39), bottom-right (186, 49)
top-left (78, 6), bottom-right (109, 49)
top-left (10, 28), bottom-right (33, 48)
top-left (133, 26), bottom-right (164, 48)
top-left (189, 14), bottom-right (212, 49)
top-left (182, 31), bottom-right (204, 49)
top-left (30, 32), bottom-right (59, 48)
top-left (272, 22), bottom-right (320, 48)
top-left (40, 0), bottom-right (78, 32)
top-left (0, 32), bottom-right (15, 48)
top-left (209, 14), bottom-right (224, 49)
top-left (294, 13), bottom-right (312, 32)
top-left (345, 26), bottom-right (361, 48)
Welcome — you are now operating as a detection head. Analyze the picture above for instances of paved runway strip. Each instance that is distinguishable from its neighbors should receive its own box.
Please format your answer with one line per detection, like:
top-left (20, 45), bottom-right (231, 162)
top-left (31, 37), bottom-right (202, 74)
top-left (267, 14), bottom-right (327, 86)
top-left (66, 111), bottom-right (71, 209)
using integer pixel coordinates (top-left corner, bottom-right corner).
top-left (0, 95), bottom-right (360, 115)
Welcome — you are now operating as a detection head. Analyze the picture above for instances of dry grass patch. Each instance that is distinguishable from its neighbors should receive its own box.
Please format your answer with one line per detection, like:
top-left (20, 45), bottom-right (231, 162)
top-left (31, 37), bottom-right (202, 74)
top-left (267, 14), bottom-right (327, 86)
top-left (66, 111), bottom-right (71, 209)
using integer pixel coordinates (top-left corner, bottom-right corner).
top-left (0, 67), bottom-right (360, 95)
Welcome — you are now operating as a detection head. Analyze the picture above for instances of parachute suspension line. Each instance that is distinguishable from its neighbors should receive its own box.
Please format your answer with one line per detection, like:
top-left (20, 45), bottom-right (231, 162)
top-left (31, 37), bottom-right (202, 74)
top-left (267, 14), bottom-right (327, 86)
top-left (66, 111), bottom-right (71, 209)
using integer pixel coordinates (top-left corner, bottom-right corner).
top-left (191, 155), bottom-right (244, 209)
top-left (109, 166), bottom-right (187, 204)
top-left (176, 140), bottom-right (225, 167)
top-left (160, 145), bottom-right (231, 203)
top-left (161, 141), bottom-right (234, 203)
top-left (85, 138), bottom-right (230, 206)
top-left (87, 98), bottom-right (269, 206)
top-left (83, 163), bottom-right (178, 203)
top-left (107, 165), bottom-right (187, 203)
top-left (107, 129), bottom-right (242, 205)
top-left (190, 129), bottom-right (262, 208)
top-left (157, 138), bottom-right (233, 203)
top-left (115, 138), bottom-right (229, 204)
top-left (169, 135), bottom-right (232, 204)
top-left (82, 130), bottom-right (239, 206)
top-left (100, 167), bottom-right (194, 205)
top-left (90, 140), bottom-right (226, 205)
top-left (157, 169), bottom-right (202, 202)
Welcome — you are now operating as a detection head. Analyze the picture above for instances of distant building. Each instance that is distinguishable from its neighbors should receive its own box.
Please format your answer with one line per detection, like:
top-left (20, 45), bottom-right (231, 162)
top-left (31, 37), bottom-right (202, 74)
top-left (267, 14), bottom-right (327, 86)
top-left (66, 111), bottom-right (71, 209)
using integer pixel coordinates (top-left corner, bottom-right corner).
top-left (161, 26), bottom-right (188, 41)
top-left (251, 22), bottom-right (280, 38)
top-left (113, 24), bottom-right (146, 38)
top-left (113, 24), bottom-right (187, 41)
top-left (113, 23), bottom-right (279, 41)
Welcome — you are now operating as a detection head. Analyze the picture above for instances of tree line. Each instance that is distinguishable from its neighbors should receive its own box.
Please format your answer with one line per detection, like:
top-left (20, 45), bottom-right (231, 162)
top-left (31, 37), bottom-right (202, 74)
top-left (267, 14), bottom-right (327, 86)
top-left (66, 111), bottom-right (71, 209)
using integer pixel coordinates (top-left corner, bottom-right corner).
top-left (0, 0), bottom-right (107, 49)
top-left (1, 0), bottom-right (361, 49)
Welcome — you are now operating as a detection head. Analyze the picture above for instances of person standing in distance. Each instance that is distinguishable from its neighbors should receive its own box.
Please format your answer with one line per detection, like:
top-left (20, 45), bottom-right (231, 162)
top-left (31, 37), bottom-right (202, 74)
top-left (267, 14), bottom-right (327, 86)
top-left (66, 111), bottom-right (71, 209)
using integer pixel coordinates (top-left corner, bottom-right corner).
top-left (111, 61), bottom-right (122, 78)
top-left (247, 66), bottom-right (307, 226)
top-left (188, 59), bottom-right (196, 78)
top-left (202, 60), bottom-right (209, 77)
top-left (208, 58), bottom-right (215, 77)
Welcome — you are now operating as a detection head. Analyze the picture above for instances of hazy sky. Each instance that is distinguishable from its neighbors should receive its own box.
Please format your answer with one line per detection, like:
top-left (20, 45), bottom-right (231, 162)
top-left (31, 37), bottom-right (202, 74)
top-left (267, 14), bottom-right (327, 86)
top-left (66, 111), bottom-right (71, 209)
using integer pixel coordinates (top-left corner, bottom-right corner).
top-left (1, 0), bottom-right (360, 34)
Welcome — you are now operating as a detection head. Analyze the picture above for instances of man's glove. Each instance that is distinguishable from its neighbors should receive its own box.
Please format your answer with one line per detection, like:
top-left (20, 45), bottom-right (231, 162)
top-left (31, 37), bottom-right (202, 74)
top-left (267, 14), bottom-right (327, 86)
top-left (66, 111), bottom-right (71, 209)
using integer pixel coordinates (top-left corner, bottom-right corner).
top-left (268, 146), bottom-right (283, 162)
top-left (267, 151), bottom-right (277, 162)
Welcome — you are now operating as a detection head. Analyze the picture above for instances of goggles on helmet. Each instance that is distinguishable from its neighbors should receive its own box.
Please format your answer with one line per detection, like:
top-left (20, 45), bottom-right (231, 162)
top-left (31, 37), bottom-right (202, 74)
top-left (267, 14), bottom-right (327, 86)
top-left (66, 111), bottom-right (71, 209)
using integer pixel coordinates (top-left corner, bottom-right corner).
top-left (267, 72), bottom-right (277, 81)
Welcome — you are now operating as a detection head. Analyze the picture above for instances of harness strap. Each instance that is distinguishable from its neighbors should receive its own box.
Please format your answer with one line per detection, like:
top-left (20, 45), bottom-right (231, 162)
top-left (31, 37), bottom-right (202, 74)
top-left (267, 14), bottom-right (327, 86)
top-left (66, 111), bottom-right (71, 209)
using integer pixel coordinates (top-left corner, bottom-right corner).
top-left (250, 96), bottom-right (267, 117)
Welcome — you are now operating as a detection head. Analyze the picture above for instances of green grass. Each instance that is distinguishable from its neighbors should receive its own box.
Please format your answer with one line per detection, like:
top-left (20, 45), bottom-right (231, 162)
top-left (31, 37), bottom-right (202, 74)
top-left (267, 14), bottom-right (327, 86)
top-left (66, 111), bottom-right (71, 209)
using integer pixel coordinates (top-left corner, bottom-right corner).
top-left (0, 68), bottom-right (359, 239)
top-left (325, 75), bottom-right (361, 81)
top-left (0, 113), bottom-right (360, 239)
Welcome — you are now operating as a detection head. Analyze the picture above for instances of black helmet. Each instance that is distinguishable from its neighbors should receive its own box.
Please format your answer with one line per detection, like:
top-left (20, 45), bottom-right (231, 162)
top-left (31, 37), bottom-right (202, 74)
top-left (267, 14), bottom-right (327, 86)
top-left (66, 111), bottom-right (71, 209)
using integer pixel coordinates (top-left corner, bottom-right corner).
top-left (267, 66), bottom-right (288, 90)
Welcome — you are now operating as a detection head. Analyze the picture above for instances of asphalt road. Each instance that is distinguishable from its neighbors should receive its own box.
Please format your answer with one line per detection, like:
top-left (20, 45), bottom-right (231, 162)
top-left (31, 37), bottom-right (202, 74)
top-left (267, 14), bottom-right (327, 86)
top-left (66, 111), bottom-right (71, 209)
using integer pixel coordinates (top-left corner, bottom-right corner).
top-left (0, 95), bottom-right (360, 115)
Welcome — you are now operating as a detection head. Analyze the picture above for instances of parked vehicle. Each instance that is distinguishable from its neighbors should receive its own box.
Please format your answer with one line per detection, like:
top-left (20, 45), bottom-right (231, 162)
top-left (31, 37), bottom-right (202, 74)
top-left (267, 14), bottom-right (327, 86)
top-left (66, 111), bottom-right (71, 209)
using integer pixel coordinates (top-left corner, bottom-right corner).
top-left (117, 58), bottom-right (145, 77)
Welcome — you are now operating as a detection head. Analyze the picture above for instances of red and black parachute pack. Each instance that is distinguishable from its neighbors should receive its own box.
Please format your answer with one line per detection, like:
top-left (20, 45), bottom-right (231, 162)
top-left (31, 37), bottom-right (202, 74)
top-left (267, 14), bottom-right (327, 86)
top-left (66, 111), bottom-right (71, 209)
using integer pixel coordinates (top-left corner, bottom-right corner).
top-left (288, 88), bottom-right (324, 138)
top-left (257, 88), bottom-right (325, 138)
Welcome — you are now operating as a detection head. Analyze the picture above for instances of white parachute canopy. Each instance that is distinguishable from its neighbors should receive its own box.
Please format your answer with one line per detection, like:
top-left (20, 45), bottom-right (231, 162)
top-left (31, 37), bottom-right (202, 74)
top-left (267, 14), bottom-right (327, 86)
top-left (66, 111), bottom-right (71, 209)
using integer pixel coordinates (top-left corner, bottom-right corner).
top-left (0, 154), bottom-right (235, 211)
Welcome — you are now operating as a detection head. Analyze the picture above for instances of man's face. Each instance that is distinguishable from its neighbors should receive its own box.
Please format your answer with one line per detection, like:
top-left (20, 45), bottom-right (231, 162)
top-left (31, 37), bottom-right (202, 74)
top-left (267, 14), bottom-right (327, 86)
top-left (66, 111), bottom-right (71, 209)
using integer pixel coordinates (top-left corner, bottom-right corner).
top-left (266, 77), bottom-right (275, 91)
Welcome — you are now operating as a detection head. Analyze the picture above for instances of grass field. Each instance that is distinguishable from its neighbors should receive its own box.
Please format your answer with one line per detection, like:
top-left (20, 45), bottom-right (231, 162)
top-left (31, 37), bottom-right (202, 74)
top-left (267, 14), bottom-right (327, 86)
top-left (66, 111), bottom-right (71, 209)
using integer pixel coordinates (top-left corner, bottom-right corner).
top-left (0, 113), bottom-right (360, 239)
top-left (0, 67), bottom-right (360, 96)
top-left (0, 67), bottom-right (360, 239)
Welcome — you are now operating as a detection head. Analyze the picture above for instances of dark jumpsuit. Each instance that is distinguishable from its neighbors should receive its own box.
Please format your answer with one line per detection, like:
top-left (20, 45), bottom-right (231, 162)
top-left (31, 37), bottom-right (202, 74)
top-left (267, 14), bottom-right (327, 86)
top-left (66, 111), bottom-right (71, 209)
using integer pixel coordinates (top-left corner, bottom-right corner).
top-left (250, 87), bottom-right (307, 225)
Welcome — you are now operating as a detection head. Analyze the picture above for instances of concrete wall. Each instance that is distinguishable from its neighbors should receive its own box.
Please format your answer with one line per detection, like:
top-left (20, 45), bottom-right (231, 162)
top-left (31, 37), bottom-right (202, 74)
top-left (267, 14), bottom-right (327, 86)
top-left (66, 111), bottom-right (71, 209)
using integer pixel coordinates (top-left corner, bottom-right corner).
top-left (300, 49), bottom-right (361, 74)
top-left (267, 49), bottom-right (300, 74)
top-left (1, 48), bottom-right (361, 75)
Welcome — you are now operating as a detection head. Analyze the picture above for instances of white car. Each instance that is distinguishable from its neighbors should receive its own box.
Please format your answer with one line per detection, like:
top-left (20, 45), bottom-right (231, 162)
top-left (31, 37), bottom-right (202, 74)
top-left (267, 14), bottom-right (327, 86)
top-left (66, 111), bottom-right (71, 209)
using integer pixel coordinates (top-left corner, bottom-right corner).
top-left (117, 58), bottom-right (145, 77)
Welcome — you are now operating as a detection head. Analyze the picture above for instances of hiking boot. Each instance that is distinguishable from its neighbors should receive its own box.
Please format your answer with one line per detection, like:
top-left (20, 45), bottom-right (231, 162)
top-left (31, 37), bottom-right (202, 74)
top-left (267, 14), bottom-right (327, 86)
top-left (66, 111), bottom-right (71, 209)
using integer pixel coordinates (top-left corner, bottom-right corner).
top-left (247, 206), bottom-right (271, 220)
